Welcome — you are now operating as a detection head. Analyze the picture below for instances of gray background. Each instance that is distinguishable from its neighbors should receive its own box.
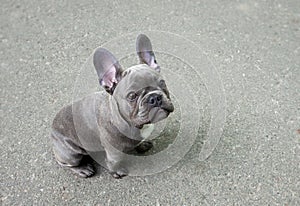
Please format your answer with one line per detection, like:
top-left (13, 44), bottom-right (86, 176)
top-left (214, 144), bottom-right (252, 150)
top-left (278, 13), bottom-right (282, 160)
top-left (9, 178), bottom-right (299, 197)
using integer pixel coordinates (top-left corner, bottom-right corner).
top-left (1, 0), bottom-right (299, 205)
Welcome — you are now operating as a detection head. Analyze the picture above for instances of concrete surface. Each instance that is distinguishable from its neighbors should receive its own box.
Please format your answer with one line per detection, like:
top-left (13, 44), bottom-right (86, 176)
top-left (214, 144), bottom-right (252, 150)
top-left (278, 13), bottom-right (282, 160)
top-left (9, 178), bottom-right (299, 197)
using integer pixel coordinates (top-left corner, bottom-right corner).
top-left (1, 0), bottom-right (299, 205)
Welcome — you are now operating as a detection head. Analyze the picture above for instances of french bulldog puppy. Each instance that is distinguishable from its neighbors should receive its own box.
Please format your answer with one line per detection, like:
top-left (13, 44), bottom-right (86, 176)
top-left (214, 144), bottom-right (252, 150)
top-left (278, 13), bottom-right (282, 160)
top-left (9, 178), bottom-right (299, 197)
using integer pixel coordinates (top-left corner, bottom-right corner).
top-left (50, 34), bottom-right (174, 178)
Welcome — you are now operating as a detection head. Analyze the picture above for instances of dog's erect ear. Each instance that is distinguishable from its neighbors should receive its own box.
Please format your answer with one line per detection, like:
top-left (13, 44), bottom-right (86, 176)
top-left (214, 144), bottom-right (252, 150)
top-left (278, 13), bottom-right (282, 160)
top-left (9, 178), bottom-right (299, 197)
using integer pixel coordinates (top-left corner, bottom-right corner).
top-left (93, 48), bottom-right (123, 94)
top-left (136, 34), bottom-right (160, 72)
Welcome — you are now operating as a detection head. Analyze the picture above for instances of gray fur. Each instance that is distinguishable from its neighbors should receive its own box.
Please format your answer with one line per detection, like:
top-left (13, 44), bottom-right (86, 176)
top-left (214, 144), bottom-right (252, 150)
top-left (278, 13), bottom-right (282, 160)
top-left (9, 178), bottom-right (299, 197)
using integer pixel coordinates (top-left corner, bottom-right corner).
top-left (50, 35), bottom-right (174, 178)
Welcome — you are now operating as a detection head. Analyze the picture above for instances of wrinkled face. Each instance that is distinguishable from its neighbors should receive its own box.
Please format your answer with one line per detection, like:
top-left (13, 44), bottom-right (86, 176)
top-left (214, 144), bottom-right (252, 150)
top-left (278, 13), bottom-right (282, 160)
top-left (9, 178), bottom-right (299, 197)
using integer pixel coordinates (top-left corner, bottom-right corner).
top-left (113, 64), bottom-right (174, 128)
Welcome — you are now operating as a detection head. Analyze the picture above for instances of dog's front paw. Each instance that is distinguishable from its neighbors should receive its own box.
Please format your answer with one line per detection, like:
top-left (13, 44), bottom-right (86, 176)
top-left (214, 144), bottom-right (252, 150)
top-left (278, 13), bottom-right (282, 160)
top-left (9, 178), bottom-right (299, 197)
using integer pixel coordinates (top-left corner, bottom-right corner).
top-left (110, 168), bottom-right (128, 179)
top-left (70, 163), bottom-right (96, 178)
top-left (135, 141), bottom-right (153, 153)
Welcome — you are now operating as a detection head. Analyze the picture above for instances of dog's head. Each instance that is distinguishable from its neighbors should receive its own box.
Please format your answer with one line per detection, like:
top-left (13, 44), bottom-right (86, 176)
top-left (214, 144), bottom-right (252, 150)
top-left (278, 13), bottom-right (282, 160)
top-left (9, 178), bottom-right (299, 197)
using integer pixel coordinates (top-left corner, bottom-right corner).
top-left (93, 34), bottom-right (174, 128)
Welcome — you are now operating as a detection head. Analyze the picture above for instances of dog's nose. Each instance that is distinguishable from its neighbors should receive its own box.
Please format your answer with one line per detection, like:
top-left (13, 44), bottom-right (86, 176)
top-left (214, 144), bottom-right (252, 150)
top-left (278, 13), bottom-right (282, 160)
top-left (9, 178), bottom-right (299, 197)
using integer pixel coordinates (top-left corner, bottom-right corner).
top-left (148, 94), bottom-right (162, 107)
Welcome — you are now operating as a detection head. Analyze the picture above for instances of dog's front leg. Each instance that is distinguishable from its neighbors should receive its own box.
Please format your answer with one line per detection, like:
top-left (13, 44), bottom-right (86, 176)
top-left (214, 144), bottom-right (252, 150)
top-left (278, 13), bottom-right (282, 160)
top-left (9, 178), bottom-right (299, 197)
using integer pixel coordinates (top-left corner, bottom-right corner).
top-left (105, 149), bottom-right (128, 179)
top-left (135, 141), bottom-right (153, 153)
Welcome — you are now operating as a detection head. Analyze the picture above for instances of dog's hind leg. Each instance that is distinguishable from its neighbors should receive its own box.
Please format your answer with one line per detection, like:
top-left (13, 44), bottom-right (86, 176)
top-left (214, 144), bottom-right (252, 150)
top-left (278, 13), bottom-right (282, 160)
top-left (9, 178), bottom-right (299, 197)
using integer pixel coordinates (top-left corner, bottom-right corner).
top-left (51, 131), bottom-right (95, 178)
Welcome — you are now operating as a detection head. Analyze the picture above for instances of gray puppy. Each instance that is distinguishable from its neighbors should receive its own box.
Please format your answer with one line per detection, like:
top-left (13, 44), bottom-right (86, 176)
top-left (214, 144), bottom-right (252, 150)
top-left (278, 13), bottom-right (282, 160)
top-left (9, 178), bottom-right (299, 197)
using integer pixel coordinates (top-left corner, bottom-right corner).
top-left (50, 34), bottom-right (174, 178)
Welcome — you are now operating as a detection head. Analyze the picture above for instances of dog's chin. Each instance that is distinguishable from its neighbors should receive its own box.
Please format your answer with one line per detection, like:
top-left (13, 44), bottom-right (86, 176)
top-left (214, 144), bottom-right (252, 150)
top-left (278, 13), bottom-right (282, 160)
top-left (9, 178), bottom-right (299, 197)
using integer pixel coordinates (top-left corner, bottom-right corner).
top-left (148, 107), bottom-right (170, 124)
top-left (132, 117), bottom-right (150, 129)
top-left (133, 108), bottom-right (170, 129)
top-left (134, 121), bottom-right (149, 129)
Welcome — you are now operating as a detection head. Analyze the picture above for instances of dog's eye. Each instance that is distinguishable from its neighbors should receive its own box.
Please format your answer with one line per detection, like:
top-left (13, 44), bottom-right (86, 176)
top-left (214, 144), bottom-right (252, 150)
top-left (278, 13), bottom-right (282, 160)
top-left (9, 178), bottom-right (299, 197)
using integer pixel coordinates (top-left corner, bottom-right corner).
top-left (127, 92), bottom-right (138, 101)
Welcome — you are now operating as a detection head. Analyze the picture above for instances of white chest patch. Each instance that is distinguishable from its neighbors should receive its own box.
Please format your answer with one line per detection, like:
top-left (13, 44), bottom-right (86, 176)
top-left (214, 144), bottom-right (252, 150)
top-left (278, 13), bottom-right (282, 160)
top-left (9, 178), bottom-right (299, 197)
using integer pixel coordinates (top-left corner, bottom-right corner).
top-left (140, 124), bottom-right (155, 139)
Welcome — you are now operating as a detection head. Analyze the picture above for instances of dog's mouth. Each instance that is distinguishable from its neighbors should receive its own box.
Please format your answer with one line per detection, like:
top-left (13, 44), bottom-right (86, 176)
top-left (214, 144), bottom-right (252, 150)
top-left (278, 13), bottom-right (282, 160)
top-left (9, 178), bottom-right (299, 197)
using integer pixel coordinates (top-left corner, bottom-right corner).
top-left (148, 107), bottom-right (171, 123)
top-left (134, 102), bottom-right (174, 128)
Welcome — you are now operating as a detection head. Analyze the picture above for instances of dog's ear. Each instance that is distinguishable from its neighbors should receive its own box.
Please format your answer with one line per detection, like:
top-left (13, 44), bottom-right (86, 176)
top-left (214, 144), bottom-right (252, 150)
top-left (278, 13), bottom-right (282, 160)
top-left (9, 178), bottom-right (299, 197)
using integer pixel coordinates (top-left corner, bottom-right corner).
top-left (136, 34), bottom-right (160, 72)
top-left (93, 48), bottom-right (123, 94)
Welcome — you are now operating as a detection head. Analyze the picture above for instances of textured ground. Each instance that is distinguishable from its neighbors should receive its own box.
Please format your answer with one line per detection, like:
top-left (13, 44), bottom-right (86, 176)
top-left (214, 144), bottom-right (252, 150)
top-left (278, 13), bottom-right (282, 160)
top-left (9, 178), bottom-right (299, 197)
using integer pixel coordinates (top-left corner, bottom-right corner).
top-left (1, 0), bottom-right (299, 205)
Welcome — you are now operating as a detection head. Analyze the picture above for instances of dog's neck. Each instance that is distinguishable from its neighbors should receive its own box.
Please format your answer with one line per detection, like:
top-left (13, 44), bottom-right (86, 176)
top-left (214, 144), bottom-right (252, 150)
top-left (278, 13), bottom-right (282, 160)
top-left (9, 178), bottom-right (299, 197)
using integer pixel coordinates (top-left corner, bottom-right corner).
top-left (109, 95), bottom-right (142, 141)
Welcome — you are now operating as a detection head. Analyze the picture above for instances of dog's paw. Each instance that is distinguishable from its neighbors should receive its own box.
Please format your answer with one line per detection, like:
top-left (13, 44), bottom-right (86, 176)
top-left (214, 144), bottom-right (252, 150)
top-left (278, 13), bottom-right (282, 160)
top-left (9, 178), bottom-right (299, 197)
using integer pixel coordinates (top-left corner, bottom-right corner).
top-left (135, 141), bottom-right (153, 153)
top-left (110, 168), bottom-right (128, 179)
top-left (70, 163), bottom-right (96, 178)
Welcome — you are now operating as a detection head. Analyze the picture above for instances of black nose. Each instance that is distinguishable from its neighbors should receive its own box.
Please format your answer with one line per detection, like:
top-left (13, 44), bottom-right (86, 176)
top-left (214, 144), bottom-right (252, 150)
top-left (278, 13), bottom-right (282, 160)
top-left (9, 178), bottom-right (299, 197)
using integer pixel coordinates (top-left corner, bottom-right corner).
top-left (148, 94), bottom-right (162, 107)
